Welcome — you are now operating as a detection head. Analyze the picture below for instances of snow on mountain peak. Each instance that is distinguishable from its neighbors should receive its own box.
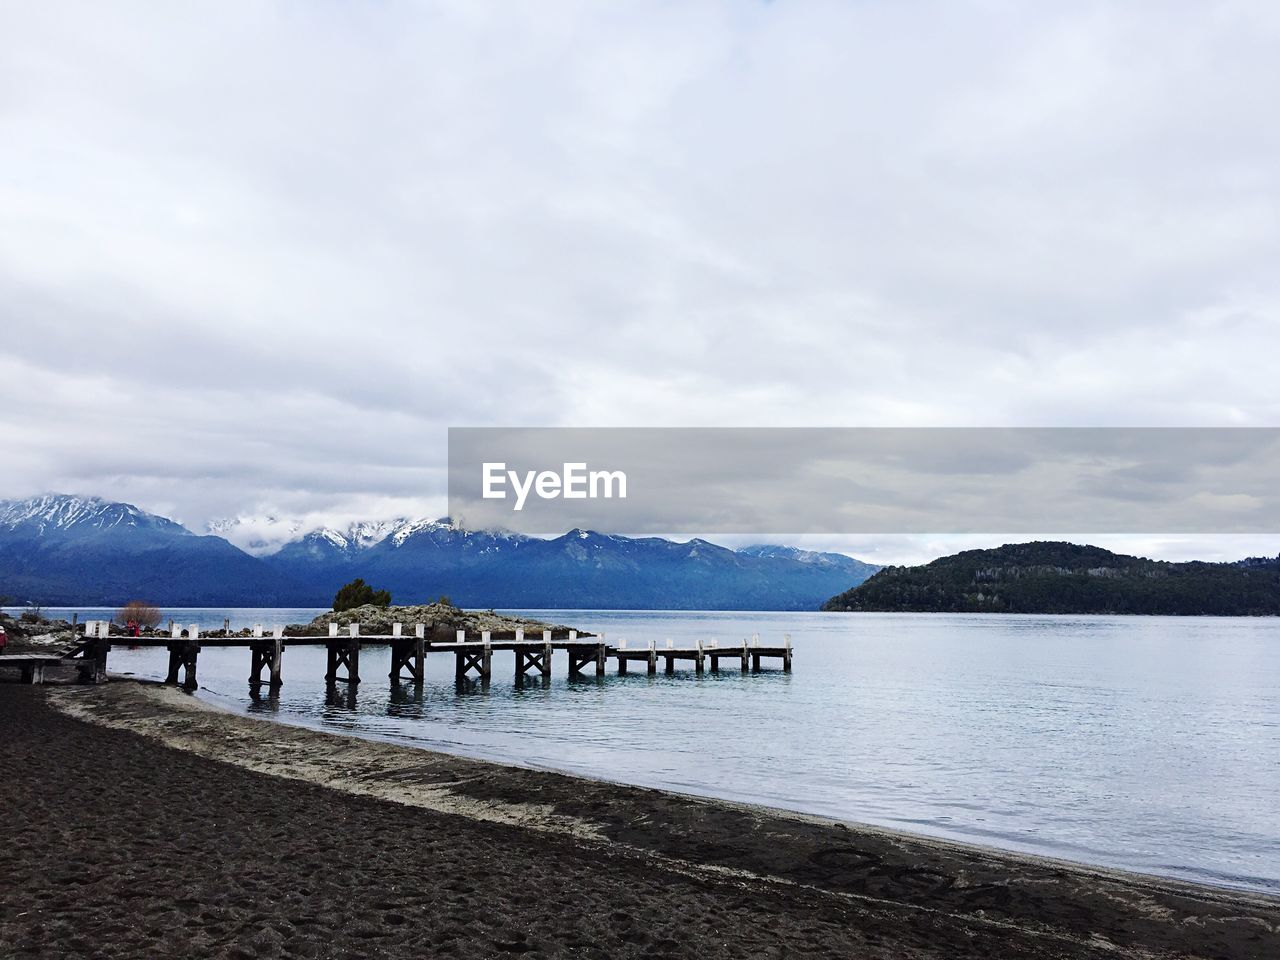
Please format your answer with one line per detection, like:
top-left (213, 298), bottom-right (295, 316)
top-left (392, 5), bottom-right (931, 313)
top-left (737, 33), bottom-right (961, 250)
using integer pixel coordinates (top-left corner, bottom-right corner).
top-left (0, 493), bottom-right (177, 534)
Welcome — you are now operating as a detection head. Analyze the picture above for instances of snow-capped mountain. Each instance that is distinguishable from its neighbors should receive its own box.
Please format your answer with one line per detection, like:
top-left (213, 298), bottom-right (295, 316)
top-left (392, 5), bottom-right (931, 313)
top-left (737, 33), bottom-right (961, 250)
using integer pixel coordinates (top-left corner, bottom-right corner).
top-left (261, 518), bottom-right (878, 610)
top-left (204, 514), bottom-right (307, 555)
top-left (0, 496), bottom-right (881, 609)
top-left (0, 494), bottom-right (187, 539)
top-left (0, 494), bottom-right (311, 605)
top-left (736, 544), bottom-right (880, 579)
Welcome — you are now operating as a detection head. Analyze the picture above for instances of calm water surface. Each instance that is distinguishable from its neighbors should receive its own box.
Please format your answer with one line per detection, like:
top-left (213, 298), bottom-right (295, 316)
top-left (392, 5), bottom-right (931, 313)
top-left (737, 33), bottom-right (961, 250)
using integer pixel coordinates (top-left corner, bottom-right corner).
top-left (51, 608), bottom-right (1280, 894)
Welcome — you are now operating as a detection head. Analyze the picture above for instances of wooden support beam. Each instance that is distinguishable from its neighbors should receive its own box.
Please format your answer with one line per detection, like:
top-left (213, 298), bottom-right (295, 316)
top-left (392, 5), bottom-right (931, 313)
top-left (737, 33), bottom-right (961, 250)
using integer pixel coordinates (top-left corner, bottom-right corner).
top-left (346, 638), bottom-right (361, 685)
top-left (455, 642), bottom-right (491, 685)
top-left (388, 638), bottom-right (416, 684)
top-left (326, 637), bottom-right (361, 685)
top-left (249, 637), bottom-right (284, 688)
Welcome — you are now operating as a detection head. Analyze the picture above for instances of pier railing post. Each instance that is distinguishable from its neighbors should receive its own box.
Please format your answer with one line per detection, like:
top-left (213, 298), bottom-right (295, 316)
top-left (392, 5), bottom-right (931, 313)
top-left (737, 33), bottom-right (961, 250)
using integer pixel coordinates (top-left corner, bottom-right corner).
top-left (647, 639), bottom-right (656, 675)
top-left (347, 624), bottom-right (361, 685)
top-left (181, 625), bottom-right (200, 690)
top-left (695, 639), bottom-right (705, 675)
top-left (270, 626), bottom-right (284, 686)
top-left (414, 623), bottom-right (426, 683)
top-left (165, 622), bottom-right (182, 684)
top-left (325, 623), bottom-right (339, 683)
top-left (542, 630), bottom-right (552, 678)
top-left (783, 633), bottom-right (792, 672)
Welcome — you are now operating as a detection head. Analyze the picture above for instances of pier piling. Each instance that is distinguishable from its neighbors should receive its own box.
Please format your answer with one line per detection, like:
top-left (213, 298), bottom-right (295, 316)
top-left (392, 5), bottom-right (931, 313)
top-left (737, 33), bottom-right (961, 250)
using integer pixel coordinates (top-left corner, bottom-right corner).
top-left (249, 628), bottom-right (284, 688)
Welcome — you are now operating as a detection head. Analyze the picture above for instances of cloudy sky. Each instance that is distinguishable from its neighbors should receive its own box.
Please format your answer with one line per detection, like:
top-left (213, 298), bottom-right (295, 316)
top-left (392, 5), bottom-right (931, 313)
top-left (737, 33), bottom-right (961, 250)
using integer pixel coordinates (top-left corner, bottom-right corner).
top-left (2, 1), bottom-right (1279, 563)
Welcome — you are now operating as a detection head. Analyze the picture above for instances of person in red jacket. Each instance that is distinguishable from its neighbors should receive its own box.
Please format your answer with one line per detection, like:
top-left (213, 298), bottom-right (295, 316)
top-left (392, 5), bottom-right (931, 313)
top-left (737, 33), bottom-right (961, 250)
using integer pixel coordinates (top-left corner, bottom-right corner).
top-left (0, 625), bottom-right (8, 655)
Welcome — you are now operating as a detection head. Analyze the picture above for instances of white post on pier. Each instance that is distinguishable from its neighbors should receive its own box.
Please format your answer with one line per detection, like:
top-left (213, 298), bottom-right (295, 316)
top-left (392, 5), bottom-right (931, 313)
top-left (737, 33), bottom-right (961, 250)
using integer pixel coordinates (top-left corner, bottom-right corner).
top-left (666, 638), bottom-right (674, 648)
top-left (329, 623), bottom-right (339, 637)
top-left (414, 623), bottom-right (425, 639)
top-left (273, 626), bottom-right (283, 640)
top-left (709, 638), bottom-right (718, 648)
top-left (188, 624), bottom-right (199, 639)
top-left (516, 628), bottom-right (524, 642)
top-left (393, 622), bottom-right (403, 638)
top-left (542, 630), bottom-right (551, 643)
top-left (457, 629), bottom-right (466, 643)
top-left (751, 633), bottom-right (760, 648)
top-left (349, 623), bottom-right (359, 638)
top-left (619, 638), bottom-right (627, 649)
top-left (482, 630), bottom-right (491, 647)
top-left (569, 630), bottom-right (578, 641)
top-left (253, 624), bottom-right (263, 638)
top-left (170, 623), bottom-right (181, 639)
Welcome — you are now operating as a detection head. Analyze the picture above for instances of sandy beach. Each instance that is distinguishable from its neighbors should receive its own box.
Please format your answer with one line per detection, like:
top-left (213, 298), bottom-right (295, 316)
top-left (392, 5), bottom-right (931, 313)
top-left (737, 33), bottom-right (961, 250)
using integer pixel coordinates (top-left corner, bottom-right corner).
top-left (1, 674), bottom-right (1277, 959)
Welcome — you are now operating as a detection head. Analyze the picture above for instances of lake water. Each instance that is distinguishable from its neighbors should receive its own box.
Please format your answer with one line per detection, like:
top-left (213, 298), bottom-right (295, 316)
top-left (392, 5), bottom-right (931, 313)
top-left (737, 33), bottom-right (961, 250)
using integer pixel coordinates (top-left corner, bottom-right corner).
top-left (44, 608), bottom-right (1280, 894)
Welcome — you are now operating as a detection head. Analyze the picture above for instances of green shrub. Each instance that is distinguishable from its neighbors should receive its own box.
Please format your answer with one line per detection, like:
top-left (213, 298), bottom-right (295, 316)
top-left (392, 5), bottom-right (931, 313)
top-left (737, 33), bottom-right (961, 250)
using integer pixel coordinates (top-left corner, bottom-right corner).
top-left (332, 578), bottom-right (392, 612)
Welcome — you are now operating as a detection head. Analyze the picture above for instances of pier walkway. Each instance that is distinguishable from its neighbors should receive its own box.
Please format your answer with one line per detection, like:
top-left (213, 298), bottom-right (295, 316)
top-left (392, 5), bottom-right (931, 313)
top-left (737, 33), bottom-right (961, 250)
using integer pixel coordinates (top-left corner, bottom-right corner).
top-left (34, 621), bottom-right (793, 691)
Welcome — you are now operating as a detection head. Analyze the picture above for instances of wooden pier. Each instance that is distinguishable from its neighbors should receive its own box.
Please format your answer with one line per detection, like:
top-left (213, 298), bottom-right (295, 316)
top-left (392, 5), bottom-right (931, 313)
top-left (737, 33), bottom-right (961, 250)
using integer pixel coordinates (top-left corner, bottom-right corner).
top-left (12, 619), bottom-right (792, 691)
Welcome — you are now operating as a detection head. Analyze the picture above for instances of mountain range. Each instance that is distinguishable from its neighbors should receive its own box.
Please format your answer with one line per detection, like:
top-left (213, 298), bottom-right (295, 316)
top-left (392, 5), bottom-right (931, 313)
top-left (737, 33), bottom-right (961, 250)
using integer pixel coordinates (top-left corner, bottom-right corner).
top-left (822, 541), bottom-right (1280, 616)
top-left (0, 495), bottom-right (879, 609)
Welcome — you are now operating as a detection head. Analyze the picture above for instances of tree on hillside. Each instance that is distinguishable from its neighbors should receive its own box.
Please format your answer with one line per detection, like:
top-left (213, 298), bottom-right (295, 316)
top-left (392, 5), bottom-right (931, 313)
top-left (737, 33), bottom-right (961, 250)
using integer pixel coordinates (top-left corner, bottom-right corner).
top-left (333, 578), bottom-right (392, 612)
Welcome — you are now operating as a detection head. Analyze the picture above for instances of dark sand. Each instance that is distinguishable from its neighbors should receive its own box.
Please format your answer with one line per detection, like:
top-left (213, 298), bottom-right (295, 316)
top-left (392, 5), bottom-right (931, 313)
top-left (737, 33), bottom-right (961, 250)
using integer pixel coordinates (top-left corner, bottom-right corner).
top-left (1, 674), bottom-right (1277, 959)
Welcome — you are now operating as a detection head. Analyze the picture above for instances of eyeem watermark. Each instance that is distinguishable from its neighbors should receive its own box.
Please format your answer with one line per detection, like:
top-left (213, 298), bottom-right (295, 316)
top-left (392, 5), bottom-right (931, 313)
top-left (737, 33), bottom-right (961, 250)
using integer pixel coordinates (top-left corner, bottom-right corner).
top-left (482, 462), bottom-right (627, 512)
top-left (450, 427), bottom-right (1280, 534)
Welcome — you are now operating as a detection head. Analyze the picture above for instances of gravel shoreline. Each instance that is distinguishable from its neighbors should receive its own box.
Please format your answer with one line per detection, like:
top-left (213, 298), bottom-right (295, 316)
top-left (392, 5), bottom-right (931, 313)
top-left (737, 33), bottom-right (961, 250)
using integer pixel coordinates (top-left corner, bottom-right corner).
top-left (1, 675), bottom-right (1277, 958)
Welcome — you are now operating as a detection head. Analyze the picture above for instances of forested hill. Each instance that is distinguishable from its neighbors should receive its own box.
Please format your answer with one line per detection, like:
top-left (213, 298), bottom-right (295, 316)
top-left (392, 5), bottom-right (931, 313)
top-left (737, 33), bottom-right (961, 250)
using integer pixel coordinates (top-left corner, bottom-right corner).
top-left (821, 541), bottom-right (1280, 616)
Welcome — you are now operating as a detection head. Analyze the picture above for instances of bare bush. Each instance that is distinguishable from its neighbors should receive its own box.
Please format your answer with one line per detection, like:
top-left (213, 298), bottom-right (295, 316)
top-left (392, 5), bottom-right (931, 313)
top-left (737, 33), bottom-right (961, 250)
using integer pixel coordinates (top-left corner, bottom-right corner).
top-left (116, 600), bottom-right (162, 629)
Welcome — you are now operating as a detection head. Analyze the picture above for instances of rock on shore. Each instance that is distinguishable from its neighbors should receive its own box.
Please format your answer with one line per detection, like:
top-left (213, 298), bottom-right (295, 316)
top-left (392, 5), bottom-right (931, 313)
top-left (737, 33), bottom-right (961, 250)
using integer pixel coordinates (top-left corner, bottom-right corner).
top-left (292, 601), bottom-right (588, 639)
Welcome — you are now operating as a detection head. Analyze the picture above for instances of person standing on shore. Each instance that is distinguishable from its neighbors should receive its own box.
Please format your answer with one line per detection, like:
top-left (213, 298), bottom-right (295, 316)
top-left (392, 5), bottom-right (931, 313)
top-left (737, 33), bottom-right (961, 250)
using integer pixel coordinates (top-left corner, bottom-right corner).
top-left (0, 625), bottom-right (8, 655)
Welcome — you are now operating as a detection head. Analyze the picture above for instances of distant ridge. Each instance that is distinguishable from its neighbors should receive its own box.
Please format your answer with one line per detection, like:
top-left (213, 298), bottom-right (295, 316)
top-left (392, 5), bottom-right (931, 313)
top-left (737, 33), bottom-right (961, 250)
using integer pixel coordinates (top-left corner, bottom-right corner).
top-left (262, 518), bottom-right (880, 610)
top-left (0, 494), bottom-right (310, 606)
top-left (0, 495), bottom-right (879, 609)
top-left (822, 541), bottom-right (1280, 616)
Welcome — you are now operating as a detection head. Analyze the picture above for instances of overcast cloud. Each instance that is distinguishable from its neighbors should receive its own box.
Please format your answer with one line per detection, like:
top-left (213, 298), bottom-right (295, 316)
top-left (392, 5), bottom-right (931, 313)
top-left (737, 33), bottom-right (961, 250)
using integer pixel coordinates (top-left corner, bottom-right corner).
top-left (2, 1), bottom-right (1279, 562)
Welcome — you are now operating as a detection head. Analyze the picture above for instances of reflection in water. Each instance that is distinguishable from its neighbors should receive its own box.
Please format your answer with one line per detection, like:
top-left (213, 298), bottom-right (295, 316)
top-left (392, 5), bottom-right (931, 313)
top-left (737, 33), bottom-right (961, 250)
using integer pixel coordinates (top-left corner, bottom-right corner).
top-left (454, 676), bottom-right (490, 695)
top-left (387, 682), bottom-right (426, 719)
top-left (324, 682), bottom-right (359, 713)
top-left (246, 685), bottom-right (280, 713)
